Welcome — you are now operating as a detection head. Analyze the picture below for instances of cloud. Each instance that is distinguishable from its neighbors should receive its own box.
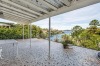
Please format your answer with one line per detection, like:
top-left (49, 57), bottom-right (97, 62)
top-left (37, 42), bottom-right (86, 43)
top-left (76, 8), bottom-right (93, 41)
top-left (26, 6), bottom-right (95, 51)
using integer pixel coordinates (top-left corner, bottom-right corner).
top-left (0, 18), bottom-right (16, 23)
top-left (51, 13), bottom-right (100, 24)
top-left (33, 12), bottom-right (100, 30)
top-left (32, 3), bottom-right (100, 30)
top-left (49, 23), bottom-right (89, 30)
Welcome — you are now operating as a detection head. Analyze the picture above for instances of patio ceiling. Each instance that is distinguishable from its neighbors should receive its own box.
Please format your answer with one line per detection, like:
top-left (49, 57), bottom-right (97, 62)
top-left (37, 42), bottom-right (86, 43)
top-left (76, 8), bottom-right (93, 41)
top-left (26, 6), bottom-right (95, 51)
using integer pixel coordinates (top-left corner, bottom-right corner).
top-left (0, 0), bottom-right (100, 24)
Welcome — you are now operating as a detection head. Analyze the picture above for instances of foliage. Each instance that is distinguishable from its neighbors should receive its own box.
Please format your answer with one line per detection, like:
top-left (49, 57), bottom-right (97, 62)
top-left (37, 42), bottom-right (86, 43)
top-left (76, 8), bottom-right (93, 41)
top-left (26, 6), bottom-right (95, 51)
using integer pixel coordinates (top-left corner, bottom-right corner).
top-left (71, 25), bottom-right (84, 38)
top-left (89, 19), bottom-right (100, 26)
top-left (70, 19), bottom-right (100, 50)
top-left (42, 28), bottom-right (63, 36)
top-left (0, 24), bottom-right (62, 40)
top-left (61, 34), bottom-right (73, 48)
top-left (0, 24), bottom-right (47, 39)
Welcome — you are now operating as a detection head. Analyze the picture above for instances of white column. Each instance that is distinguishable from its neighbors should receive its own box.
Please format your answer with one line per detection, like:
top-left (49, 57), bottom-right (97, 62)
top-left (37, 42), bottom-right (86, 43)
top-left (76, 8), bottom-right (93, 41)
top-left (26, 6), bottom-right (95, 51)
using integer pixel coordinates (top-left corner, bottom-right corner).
top-left (28, 24), bottom-right (30, 38)
top-left (30, 23), bottom-right (32, 48)
top-left (48, 17), bottom-right (51, 60)
top-left (23, 24), bottom-right (24, 40)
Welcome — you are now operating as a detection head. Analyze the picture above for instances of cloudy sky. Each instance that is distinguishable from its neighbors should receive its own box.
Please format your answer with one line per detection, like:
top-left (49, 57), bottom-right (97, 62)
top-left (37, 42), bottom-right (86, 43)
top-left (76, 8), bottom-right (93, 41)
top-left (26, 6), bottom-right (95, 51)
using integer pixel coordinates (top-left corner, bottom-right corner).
top-left (33, 3), bottom-right (100, 30)
top-left (0, 3), bottom-right (100, 30)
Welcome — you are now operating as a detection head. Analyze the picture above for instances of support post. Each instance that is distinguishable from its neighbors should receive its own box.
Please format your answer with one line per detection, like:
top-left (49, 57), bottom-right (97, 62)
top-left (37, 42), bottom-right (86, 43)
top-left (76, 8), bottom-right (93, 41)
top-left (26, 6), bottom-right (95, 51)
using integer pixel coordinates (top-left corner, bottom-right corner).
top-left (28, 24), bottom-right (30, 38)
top-left (30, 23), bottom-right (32, 48)
top-left (23, 24), bottom-right (24, 40)
top-left (49, 17), bottom-right (51, 60)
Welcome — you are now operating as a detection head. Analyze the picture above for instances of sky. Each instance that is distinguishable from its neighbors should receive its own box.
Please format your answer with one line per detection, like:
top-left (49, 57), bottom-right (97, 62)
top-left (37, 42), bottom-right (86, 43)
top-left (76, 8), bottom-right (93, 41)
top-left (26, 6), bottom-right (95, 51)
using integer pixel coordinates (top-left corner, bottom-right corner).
top-left (0, 3), bottom-right (100, 30)
top-left (0, 18), bottom-right (16, 23)
top-left (33, 3), bottom-right (100, 30)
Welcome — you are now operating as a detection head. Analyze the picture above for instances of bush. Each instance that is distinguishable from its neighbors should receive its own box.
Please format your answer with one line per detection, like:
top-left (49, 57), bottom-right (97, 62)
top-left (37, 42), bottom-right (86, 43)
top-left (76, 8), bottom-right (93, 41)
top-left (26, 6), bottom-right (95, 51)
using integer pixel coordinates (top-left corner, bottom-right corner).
top-left (61, 40), bottom-right (73, 49)
top-left (61, 41), bottom-right (69, 48)
top-left (0, 24), bottom-right (47, 39)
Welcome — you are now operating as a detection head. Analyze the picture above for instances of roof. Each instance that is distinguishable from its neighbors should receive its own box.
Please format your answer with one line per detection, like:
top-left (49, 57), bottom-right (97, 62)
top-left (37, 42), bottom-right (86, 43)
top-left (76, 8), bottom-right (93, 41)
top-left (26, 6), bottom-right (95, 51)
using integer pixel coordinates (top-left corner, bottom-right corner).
top-left (0, 22), bottom-right (14, 26)
top-left (0, 23), bottom-right (10, 26)
top-left (0, 0), bottom-right (100, 24)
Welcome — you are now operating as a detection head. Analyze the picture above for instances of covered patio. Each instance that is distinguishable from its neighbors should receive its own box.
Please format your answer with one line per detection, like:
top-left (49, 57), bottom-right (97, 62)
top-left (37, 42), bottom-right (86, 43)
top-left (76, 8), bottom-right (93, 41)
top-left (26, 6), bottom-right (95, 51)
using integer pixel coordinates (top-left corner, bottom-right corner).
top-left (0, 39), bottom-right (100, 66)
top-left (0, 0), bottom-right (100, 66)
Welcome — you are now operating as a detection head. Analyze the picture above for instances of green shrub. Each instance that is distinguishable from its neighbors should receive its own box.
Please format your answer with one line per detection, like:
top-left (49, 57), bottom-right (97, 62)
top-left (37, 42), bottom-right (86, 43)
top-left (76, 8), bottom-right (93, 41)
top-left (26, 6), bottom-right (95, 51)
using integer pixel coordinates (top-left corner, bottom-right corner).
top-left (0, 24), bottom-right (47, 39)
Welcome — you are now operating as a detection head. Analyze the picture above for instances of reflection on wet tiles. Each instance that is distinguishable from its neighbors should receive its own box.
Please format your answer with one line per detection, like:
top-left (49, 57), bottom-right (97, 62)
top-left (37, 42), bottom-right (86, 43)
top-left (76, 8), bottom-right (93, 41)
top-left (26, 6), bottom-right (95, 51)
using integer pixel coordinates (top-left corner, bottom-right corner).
top-left (0, 39), bottom-right (100, 66)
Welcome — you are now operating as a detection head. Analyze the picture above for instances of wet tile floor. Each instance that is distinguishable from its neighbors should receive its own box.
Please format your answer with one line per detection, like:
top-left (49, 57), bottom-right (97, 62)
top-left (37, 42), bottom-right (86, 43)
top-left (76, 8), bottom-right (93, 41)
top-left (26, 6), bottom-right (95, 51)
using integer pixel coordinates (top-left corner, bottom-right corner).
top-left (0, 39), bottom-right (100, 66)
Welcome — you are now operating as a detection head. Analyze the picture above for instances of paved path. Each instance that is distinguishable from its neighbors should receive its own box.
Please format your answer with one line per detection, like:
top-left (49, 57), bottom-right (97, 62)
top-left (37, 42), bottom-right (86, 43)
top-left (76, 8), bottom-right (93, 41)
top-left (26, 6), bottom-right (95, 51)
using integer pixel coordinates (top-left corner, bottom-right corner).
top-left (0, 39), bottom-right (100, 66)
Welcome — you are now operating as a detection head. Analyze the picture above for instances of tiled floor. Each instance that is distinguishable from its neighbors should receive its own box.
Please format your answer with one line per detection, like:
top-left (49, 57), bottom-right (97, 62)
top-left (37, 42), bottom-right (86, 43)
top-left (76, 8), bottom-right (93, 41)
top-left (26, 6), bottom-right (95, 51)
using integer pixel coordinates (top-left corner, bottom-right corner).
top-left (0, 39), bottom-right (100, 66)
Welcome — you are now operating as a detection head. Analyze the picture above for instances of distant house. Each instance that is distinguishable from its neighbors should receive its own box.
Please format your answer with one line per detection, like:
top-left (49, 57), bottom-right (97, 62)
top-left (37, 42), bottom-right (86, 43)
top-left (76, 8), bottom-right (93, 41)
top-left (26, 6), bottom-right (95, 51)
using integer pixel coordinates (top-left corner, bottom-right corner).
top-left (0, 22), bottom-right (14, 28)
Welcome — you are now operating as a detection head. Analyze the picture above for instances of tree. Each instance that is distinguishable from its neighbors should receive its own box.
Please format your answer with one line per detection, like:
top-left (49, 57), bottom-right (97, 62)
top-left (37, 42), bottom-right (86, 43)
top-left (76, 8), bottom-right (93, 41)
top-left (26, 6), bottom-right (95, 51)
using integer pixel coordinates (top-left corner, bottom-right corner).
top-left (72, 25), bottom-right (83, 32)
top-left (69, 20), bottom-right (100, 50)
top-left (87, 26), bottom-right (97, 34)
top-left (89, 19), bottom-right (100, 26)
top-left (71, 25), bottom-right (83, 38)
top-left (88, 19), bottom-right (100, 34)
top-left (0, 24), bottom-right (47, 39)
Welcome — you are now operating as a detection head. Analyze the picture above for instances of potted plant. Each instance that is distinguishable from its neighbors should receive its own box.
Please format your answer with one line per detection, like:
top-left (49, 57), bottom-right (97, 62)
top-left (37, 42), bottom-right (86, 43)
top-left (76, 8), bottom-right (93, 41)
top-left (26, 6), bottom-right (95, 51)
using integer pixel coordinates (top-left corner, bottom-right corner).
top-left (62, 41), bottom-right (69, 49)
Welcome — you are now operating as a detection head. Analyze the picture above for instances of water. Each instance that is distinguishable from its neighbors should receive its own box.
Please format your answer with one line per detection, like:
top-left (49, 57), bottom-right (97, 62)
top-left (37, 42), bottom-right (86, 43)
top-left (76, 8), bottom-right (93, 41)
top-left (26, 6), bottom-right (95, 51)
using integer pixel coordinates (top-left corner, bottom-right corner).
top-left (50, 30), bottom-right (72, 41)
